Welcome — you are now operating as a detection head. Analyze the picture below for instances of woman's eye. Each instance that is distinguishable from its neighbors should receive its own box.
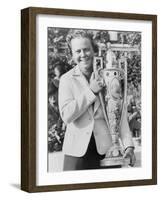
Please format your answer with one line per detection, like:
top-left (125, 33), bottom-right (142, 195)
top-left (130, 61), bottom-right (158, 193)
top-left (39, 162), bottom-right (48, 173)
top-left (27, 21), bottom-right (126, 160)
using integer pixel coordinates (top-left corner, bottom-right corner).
top-left (76, 50), bottom-right (81, 53)
top-left (75, 48), bottom-right (91, 54)
top-left (85, 48), bottom-right (90, 52)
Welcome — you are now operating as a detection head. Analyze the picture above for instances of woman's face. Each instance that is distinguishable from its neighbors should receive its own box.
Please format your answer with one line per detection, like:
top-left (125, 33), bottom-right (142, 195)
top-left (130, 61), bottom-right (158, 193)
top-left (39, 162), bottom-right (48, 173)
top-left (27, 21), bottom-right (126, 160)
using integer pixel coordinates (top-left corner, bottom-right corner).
top-left (71, 37), bottom-right (94, 75)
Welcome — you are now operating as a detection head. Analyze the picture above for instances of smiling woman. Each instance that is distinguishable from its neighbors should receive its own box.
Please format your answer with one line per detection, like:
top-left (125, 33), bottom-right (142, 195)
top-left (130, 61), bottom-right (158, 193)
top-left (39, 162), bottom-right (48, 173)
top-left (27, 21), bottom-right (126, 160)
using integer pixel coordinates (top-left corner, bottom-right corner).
top-left (57, 29), bottom-right (135, 171)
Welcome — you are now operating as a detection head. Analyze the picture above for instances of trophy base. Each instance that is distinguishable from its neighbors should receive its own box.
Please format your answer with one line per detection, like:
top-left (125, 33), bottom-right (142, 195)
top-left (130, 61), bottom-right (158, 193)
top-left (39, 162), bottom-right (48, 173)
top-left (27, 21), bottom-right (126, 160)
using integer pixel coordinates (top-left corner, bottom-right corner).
top-left (100, 156), bottom-right (130, 167)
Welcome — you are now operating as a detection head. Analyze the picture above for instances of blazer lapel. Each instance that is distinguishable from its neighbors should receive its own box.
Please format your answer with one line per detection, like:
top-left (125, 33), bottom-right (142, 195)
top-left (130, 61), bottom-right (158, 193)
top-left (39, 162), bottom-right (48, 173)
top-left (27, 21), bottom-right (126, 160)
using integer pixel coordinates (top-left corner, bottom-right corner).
top-left (72, 65), bottom-right (94, 116)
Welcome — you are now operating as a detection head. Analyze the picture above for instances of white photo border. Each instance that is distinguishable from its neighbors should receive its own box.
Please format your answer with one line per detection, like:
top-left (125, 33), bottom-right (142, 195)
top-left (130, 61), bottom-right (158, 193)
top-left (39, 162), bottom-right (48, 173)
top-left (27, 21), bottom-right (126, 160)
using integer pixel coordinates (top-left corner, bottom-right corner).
top-left (36, 14), bottom-right (152, 186)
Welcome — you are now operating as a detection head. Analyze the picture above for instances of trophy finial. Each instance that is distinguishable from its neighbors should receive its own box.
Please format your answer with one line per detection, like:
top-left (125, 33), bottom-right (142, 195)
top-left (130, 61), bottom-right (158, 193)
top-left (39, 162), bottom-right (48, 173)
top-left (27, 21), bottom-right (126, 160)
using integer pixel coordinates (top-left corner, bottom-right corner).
top-left (105, 42), bottom-right (118, 69)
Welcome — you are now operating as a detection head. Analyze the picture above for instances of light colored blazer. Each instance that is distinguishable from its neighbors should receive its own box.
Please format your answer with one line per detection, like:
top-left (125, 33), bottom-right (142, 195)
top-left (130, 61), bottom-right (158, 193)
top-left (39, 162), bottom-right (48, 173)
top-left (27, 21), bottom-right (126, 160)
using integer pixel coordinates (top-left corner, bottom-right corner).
top-left (58, 65), bottom-right (134, 157)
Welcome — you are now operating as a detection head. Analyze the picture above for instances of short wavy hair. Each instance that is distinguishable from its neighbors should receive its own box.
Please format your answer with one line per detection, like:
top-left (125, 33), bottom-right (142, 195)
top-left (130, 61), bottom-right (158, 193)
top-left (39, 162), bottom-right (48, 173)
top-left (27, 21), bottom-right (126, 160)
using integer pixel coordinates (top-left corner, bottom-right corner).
top-left (66, 29), bottom-right (98, 55)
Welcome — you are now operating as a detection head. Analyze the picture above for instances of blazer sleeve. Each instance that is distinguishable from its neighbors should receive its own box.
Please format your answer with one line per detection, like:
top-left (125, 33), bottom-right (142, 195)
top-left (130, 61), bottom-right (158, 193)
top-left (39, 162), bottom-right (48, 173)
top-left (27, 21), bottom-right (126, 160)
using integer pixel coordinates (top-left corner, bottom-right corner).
top-left (58, 75), bottom-right (97, 124)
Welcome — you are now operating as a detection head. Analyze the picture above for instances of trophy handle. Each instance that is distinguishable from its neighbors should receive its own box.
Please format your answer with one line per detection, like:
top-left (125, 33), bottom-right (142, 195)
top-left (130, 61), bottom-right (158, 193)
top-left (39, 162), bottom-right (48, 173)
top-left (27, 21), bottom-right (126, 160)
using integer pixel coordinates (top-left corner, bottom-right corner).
top-left (119, 52), bottom-right (128, 143)
top-left (98, 92), bottom-right (110, 131)
top-left (93, 56), bottom-right (111, 132)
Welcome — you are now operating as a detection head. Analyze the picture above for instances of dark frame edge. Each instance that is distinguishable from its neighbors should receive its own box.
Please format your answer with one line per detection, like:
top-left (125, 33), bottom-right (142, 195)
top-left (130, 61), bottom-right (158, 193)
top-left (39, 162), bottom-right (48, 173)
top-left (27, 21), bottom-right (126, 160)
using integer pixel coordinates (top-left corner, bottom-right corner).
top-left (23, 179), bottom-right (156, 193)
top-left (21, 7), bottom-right (37, 192)
top-left (152, 15), bottom-right (157, 185)
top-left (21, 8), bottom-right (30, 192)
top-left (23, 6), bottom-right (156, 20)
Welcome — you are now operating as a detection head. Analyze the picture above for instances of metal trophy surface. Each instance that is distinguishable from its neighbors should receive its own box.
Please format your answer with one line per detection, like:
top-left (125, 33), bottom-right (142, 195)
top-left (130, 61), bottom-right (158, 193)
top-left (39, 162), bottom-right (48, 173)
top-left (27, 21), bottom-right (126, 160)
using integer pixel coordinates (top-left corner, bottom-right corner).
top-left (93, 42), bottom-right (129, 167)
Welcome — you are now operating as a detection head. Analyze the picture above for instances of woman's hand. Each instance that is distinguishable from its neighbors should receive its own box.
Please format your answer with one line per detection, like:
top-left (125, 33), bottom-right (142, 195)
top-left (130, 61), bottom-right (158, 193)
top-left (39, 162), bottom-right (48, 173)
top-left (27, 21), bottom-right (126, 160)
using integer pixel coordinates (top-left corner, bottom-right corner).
top-left (123, 147), bottom-right (136, 166)
top-left (89, 72), bottom-right (103, 94)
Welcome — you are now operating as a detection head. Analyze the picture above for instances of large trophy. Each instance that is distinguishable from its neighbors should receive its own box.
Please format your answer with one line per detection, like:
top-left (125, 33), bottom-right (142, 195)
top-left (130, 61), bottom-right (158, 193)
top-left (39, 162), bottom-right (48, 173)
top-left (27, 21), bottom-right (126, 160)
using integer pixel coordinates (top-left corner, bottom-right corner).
top-left (93, 42), bottom-right (130, 167)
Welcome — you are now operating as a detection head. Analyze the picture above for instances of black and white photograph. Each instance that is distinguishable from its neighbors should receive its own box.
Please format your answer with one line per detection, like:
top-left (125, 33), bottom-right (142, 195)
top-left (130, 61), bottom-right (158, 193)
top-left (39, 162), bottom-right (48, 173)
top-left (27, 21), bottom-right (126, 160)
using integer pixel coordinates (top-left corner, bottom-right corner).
top-left (47, 27), bottom-right (141, 172)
